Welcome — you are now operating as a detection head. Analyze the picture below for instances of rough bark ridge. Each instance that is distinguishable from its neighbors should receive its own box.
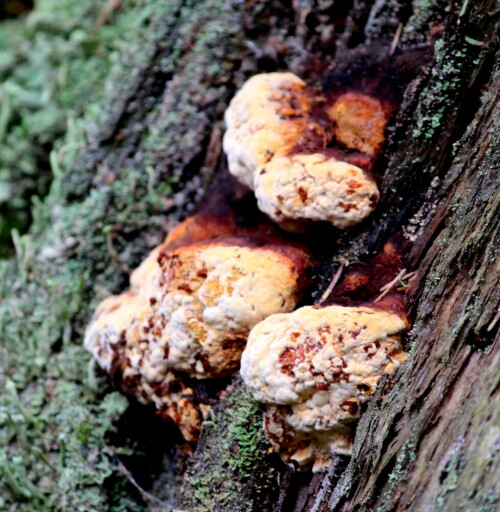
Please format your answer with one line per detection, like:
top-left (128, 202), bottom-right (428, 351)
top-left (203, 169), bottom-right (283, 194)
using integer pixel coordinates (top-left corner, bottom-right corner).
top-left (180, 2), bottom-right (500, 510)
top-left (0, 0), bottom-right (498, 511)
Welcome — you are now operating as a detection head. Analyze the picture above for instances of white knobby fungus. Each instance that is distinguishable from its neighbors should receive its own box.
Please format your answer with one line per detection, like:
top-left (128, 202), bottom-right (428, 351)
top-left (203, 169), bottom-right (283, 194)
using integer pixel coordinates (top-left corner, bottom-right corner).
top-left (223, 72), bottom-right (324, 188)
top-left (84, 232), bottom-right (307, 440)
top-left (240, 304), bottom-right (407, 471)
top-left (254, 153), bottom-right (379, 231)
top-left (223, 72), bottom-right (381, 230)
top-left (151, 242), bottom-right (304, 378)
top-left (129, 243), bottom-right (167, 297)
top-left (84, 288), bottom-right (204, 443)
top-left (84, 290), bottom-right (149, 373)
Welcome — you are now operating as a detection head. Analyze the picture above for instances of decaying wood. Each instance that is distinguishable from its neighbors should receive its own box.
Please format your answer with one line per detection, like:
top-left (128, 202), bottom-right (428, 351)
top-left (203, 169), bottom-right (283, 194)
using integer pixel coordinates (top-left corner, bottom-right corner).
top-left (2, 0), bottom-right (498, 510)
top-left (177, 1), bottom-right (500, 511)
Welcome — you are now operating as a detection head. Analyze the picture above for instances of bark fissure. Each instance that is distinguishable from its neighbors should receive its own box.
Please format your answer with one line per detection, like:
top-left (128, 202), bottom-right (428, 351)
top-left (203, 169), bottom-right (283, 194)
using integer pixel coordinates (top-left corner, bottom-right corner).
top-left (1, 1), bottom-right (498, 510)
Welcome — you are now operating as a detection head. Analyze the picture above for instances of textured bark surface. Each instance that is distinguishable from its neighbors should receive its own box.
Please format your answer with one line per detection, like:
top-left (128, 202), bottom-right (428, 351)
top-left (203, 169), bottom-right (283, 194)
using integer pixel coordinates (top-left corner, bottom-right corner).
top-left (179, 2), bottom-right (500, 510)
top-left (318, 65), bottom-right (500, 512)
top-left (1, 0), bottom-right (498, 511)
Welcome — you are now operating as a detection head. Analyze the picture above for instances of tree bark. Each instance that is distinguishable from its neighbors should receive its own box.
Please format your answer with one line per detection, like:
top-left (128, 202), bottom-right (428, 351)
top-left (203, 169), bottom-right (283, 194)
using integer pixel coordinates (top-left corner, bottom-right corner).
top-left (1, 1), bottom-right (498, 511)
top-left (180, 2), bottom-right (500, 510)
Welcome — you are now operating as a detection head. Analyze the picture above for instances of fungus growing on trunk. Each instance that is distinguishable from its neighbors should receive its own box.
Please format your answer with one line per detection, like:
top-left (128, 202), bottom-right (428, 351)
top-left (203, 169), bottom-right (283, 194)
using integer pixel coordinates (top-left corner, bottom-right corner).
top-left (150, 239), bottom-right (308, 378)
top-left (255, 153), bottom-right (379, 231)
top-left (240, 304), bottom-right (408, 471)
top-left (85, 213), bottom-right (310, 441)
top-left (327, 92), bottom-right (390, 157)
top-left (240, 237), bottom-right (414, 471)
top-left (223, 72), bottom-right (390, 231)
top-left (84, 288), bottom-right (205, 443)
top-left (222, 72), bottom-right (323, 189)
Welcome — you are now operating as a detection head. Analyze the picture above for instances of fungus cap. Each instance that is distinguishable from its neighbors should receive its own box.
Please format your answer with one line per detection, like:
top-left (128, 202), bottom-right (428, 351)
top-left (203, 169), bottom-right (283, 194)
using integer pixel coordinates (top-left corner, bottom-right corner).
top-left (264, 405), bottom-right (354, 472)
top-left (240, 304), bottom-right (407, 470)
top-left (130, 244), bottom-right (167, 295)
top-left (84, 290), bottom-right (149, 372)
top-left (223, 72), bottom-right (381, 231)
top-left (153, 242), bottom-right (304, 377)
top-left (223, 72), bottom-right (324, 188)
top-left (86, 239), bottom-right (307, 379)
top-left (254, 153), bottom-right (379, 230)
top-left (84, 289), bottom-right (204, 442)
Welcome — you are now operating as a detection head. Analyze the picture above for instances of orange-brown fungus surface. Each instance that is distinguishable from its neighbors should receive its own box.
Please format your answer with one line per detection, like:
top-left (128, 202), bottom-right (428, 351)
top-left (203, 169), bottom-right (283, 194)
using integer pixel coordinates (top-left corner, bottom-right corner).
top-left (327, 92), bottom-right (391, 156)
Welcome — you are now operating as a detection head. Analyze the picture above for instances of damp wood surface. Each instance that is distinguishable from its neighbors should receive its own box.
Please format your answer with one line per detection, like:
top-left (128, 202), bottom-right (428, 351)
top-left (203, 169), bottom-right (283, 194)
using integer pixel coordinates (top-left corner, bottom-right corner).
top-left (0, 0), bottom-right (498, 511)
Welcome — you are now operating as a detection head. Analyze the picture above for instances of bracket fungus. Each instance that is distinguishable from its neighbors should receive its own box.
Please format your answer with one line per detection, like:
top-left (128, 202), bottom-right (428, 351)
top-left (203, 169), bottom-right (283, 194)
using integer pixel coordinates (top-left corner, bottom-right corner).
top-left (151, 239), bottom-right (308, 378)
top-left (255, 153), bottom-right (379, 230)
top-left (84, 289), bottom-right (205, 443)
top-left (85, 216), bottom-right (310, 441)
top-left (222, 72), bottom-right (321, 189)
top-left (223, 72), bottom-right (388, 231)
top-left (240, 304), bottom-right (408, 471)
top-left (85, 61), bottom-right (421, 460)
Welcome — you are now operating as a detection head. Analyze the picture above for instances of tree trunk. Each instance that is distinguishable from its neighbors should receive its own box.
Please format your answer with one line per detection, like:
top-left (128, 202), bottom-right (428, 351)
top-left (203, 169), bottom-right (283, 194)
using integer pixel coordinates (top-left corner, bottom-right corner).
top-left (1, 1), bottom-right (498, 511)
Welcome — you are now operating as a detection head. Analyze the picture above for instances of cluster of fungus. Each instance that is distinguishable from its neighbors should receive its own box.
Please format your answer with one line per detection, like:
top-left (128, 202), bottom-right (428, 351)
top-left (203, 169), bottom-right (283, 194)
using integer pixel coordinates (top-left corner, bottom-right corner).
top-left (222, 73), bottom-right (410, 471)
top-left (85, 213), bottom-right (310, 442)
top-left (241, 305), bottom-right (407, 471)
top-left (223, 72), bottom-right (389, 231)
top-left (85, 70), bottom-right (410, 473)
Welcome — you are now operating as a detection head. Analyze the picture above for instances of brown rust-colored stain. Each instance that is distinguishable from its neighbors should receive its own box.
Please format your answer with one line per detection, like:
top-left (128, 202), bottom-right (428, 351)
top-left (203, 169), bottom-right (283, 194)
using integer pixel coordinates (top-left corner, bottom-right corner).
top-left (324, 236), bottom-right (412, 323)
top-left (327, 92), bottom-right (390, 157)
top-left (339, 202), bottom-right (359, 212)
top-left (298, 186), bottom-right (308, 203)
top-left (279, 337), bottom-right (325, 376)
top-left (339, 399), bottom-right (359, 415)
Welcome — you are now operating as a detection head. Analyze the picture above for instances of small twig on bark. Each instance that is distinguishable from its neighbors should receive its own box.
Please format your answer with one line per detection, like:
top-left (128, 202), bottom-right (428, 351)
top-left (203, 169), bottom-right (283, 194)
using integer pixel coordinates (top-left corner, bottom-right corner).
top-left (114, 456), bottom-right (170, 507)
top-left (389, 23), bottom-right (403, 55)
top-left (318, 264), bottom-right (344, 304)
top-left (374, 269), bottom-right (416, 303)
top-left (104, 228), bottom-right (125, 270)
top-left (487, 308), bottom-right (500, 332)
top-left (204, 123), bottom-right (223, 176)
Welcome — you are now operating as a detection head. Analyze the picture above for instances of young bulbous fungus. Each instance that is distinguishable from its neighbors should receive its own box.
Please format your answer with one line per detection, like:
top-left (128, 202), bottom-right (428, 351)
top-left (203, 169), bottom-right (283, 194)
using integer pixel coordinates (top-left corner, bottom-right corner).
top-left (240, 304), bottom-right (408, 472)
top-left (85, 215), bottom-right (310, 441)
top-left (223, 72), bottom-right (387, 231)
top-left (151, 239), bottom-right (308, 378)
top-left (84, 284), bottom-right (205, 442)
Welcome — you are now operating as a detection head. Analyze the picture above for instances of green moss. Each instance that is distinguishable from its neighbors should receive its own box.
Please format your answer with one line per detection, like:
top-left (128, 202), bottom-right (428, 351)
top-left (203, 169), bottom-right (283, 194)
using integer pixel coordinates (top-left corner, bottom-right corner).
top-left (0, 0), bottom-right (258, 507)
top-left (0, 0), bottom-right (161, 254)
top-left (375, 442), bottom-right (417, 512)
top-left (0, 1), bottom-right (194, 509)
top-left (181, 382), bottom-right (278, 512)
top-left (226, 387), bottom-right (268, 478)
top-left (0, 254), bottom-right (131, 511)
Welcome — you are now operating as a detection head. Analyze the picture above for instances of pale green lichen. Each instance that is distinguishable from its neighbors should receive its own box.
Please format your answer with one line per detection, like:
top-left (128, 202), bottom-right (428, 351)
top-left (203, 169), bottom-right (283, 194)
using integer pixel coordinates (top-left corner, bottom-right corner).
top-left (226, 388), bottom-right (268, 478)
top-left (375, 441), bottom-right (417, 512)
top-left (0, 0), bottom-right (257, 508)
top-left (0, 1), bottom-right (190, 510)
top-left (0, 0), bottom-right (168, 256)
top-left (180, 383), bottom-right (277, 512)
